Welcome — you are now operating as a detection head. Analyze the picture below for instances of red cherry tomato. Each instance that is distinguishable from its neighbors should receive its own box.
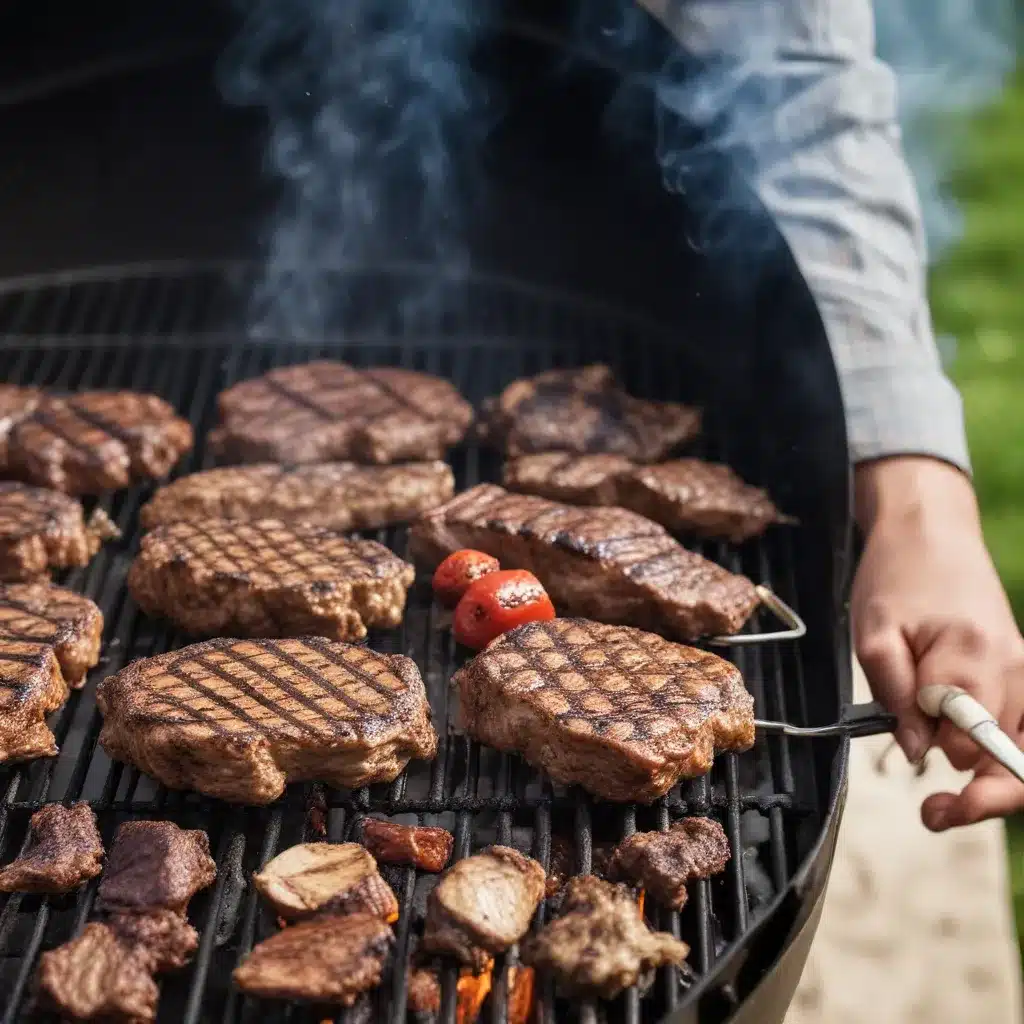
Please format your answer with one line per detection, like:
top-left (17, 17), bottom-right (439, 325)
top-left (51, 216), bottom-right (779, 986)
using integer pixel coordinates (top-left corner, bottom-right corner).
top-left (432, 549), bottom-right (501, 607)
top-left (452, 570), bottom-right (556, 651)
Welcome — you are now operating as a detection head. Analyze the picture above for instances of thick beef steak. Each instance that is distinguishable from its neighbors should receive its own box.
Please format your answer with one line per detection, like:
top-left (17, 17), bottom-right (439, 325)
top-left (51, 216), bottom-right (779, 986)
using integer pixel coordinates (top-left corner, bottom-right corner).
top-left (0, 384), bottom-right (41, 470)
top-left (0, 641), bottom-right (68, 764)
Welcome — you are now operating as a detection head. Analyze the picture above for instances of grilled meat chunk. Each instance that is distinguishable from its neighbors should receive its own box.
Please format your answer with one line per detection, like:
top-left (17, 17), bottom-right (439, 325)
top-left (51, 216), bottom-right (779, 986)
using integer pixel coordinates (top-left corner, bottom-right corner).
top-left (503, 452), bottom-right (634, 506)
top-left (454, 619), bottom-right (755, 803)
top-left (422, 846), bottom-right (546, 970)
top-left (97, 637), bottom-right (437, 804)
top-left (105, 908), bottom-right (200, 972)
top-left (0, 802), bottom-right (103, 893)
top-left (407, 967), bottom-right (442, 1015)
top-left (128, 518), bottom-right (414, 641)
top-left (0, 642), bottom-right (67, 764)
top-left (253, 842), bottom-right (399, 922)
top-left (479, 365), bottom-right (700, 461)
top-left (0, 482), bottom-right (109, 581)
top-left (209, 361), bottom-right (473, 465)
top-left (410, 485), bottom-right (759, 640)
top-left (6, 391), bottom-right (192, 495)
top-left (361, 819), bottom-right (454, 873)
top-left (522, 875), bottom-right (689, 999)
top-left (607, 817), bottom-right (730, 910)
top-left (141, 460), bottom-right (454, 531)
top-left (233, 912), bottom-right (393, 1006)
top-left (0, 384), bottom-right (41, 470)
top-left (543, 836), bottom-right (616, 900)
top-left (0, 581), bottom-right (102, 686)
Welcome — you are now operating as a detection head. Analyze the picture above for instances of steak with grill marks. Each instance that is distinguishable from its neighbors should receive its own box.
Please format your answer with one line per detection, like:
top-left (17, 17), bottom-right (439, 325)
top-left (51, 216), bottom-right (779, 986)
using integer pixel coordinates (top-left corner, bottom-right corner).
top-left (140, 460), bottom-right (454, 531)
top-left (478, 365), bottom-right (701, 461)
top-left (127, 518), bottom-right (414, 641)
top-left (409, 484), bottom-right (759, 640)
top-left (97, 637), bottom-right (438, 804)
top-left (0, 802), bottom-right (103, 894)
top-left (208, 361), bottom-right (473, 465)
top-left (453, 619), bottom-right (755, 803)
top-left (6, 391), bottom-right (193, 495)
top-left (0, 384), bottom-right (41, 470)
top-left (0, 640), bottom-right (68, 764)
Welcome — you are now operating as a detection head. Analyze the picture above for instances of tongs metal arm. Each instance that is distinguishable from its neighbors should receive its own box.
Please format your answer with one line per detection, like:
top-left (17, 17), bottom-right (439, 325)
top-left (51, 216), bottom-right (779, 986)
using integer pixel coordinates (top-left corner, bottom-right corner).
top-left (707, 585), bottom-right (807, 647)
top-left (755, 701), bottom-right (897, 740)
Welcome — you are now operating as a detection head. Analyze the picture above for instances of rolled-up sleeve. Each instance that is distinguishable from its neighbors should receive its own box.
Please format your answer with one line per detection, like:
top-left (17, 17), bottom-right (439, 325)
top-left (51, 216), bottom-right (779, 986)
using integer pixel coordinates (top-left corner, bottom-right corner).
top-left (647, 0), bottom-right (971, 472)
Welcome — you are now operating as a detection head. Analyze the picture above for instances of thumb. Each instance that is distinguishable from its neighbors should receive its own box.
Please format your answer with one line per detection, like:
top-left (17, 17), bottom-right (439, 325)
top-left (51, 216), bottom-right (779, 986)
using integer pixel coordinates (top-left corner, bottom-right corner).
top-left (856, 625), bottom-right (934, 762)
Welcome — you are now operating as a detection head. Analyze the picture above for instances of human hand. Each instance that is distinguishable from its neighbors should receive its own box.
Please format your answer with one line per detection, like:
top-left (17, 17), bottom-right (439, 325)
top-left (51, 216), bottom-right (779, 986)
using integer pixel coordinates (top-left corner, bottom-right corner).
top-left (851, 456), bottom-right (1024, 831)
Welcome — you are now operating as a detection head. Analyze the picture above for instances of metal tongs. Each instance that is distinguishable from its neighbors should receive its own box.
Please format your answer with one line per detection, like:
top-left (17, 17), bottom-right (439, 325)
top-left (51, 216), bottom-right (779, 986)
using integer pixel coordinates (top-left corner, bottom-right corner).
top-left (707, 585), bottom-right (807, 647)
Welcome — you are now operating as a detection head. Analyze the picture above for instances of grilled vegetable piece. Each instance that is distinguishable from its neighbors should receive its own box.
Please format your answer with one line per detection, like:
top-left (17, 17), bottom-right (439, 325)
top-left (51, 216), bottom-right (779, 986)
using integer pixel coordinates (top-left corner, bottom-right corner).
top-left (233, 912), bottom-right (393, 1006)
top-left (454, 619), bottom-right (755, 803)
top-left (127, 518), bottom-right (414, 641)
top-left (209, 361), bottom-right (473, 465)
top-left (140, 461), bottom-right (455, 531)
top-left (253, 842), bottom-right (399, 922)
top-left (0, 642), bottom-right (67, 764)
top-left (431, 549), bottom-right (501, 608)
top-left (452, 570), bottom-right (555, 651)
top-left (97, 637), bottom-right (438, 805)
top-left (360, 819), bottom-right (454, 873)
top-left (410, 484), bottom-right (759, 640)
top-left (0, 802), bottom-right (103, 894)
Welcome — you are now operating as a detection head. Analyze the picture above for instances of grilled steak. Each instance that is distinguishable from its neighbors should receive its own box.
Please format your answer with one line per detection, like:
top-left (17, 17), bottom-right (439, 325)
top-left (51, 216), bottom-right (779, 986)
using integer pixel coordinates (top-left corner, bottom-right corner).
top-left (233, 912), bottom-right (393, 1006)
top-left (0, 581), bottom-right (103, 686)
top-left (0, 384), bottom-right (41, 470)
top-left (360, 818), bottom-right (454, 873)
top-left (104, 909), bottom-right (200, 972)
top-left (410, 484), bottom-right (759, 640)
top-left (253, 842), bottom-right (399, 922)
top-left (454, 619), bottom-right (755, 803)
top-left (0, 802), bottom-right (103, 894)
top-left (209, 361), bottom-right (473, 465)
top-left (503, 452), bottom-right (634, 506)
top-left (421, 846), bottom-right (546, 970)
top-left (521, 875), bottom-right (689, 999)
top-left (97, 637), bottom-right (437, 804)
top-left (607, 817), bottom-right (730, 910)
top-left (0, 482), bottom-right (111, 581)
top-left (6, 391), bottom-right (193, 495)
top-left (0, 642), bottom-right (67, 764)
top-left (479, 365), bottom-right (701, 461)
top-left (140, 460), bottom-right (454, 531)
top-left (128, 518), bottom-right (414, 641)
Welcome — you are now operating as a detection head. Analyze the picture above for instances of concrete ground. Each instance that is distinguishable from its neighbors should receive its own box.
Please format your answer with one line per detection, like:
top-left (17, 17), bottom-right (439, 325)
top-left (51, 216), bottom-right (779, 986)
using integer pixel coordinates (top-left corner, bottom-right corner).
top-left (786, 666), bottom-right (1023, 1024)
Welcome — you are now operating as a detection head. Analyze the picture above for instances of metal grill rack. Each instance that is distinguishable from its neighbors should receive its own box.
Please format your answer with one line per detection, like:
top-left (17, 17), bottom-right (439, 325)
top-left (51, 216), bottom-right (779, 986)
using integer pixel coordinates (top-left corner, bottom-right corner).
top-left (0, 264), bottom-right (821, 1024)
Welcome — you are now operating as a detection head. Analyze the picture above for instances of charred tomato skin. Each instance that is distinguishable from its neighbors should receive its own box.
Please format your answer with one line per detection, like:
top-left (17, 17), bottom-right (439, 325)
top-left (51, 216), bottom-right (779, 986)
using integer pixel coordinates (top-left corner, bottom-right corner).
top-left (452, 570), bottom-right (556, 650)
top-left (432, 549), bottom-right (501, 607)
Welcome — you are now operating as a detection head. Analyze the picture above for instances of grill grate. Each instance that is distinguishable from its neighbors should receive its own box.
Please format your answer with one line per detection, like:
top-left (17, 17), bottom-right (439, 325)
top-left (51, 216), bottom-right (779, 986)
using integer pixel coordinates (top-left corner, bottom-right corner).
top-left (0, 265), bottom-right (821, 1024)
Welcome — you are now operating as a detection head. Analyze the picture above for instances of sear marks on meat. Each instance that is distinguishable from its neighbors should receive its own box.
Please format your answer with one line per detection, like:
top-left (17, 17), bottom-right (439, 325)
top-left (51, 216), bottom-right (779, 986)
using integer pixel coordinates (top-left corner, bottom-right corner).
top-left (0, 641), bottom-right (66, 764)
top-left (6, 391), bottom-right (193, 495)
top-left (0, 802), bottom-right (103, 893)
top-left (233, 911), bottom-right (393, 1006)
top-left (0, 482), bottom-right (109, 581)
top-left (0, 384), bottom-right (41, 470)
top-left (97, 637), bottom-right (437, 805)
top-left (521, 876), bottom-right (689, 999)
top-left (479, 365), bottom-right (701, 461)
top-left (209, 361), bottom-right (473, 465)
top-left (422, 845), bottom-right (546, 971)
top-left (128, 517), bottom-right (414, 641)
top-left (454, 619), bottom-right (755, 803)
top-left (360, 818), bottom-right (454, 873)
top-left (608, 817), bottom-right (731, 910)
top-left (140, 460), bottom-right (455, 532)
top-left (0, 581), bottom-right (103, 687)
top-left (409, 484), bottom-right (759, 640)
top-left (503, 452), bottom-right (635, 506)
top-left (96, 820), bottom-right (217, 917)
top-left (253, 842), bottom-right (399, 923)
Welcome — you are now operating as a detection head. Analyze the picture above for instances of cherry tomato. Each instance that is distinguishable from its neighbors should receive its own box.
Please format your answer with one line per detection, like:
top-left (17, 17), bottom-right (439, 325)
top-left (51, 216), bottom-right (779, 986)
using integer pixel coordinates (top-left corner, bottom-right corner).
top-left (452, 570), bottom-right (556, 650)
top-left (432, 550), bottom-right (501, 608)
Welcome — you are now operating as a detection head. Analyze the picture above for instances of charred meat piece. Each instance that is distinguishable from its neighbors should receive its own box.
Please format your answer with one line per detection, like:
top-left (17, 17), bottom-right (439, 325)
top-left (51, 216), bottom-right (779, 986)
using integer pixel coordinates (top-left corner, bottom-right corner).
top-left (454, 619), bottom-right (755, 803)
top-left (407, 967), bottom-right (442, 1015)
top-left (522, 875), bottom-right (689, 999)
top-left (253, 842), bottom-right (399, 922)
top-left (140, 461), bottom-right (455, 532)
top-left (0, 642), bottom-right (67, 764)
top-left (544, 837), bottom-right (616, 900)
top-left (0, 482), bottom-right (110, 581)
top-left (96, 820), bottom-right (217, 917)
top-left (0, 802), bottom-right (103, 893)
top-left (209, 361), bottom-right (473, 465)
top-left (233, 912), bottom-right (393, 1006)
top-left (6, 391), bottom-right (193, 495)
top-left (128, 518), bottom-right (414, 641)
top-left (479, 365), bottom-right (700, 461)
top-left (608, 817), bottom-right (730, 910)
top-left (422, 846), bottom-right (546, 970)
top-left (410, 484), bottom-right (759, 640)
top-left (361, 819), bottom-right (454, 873)
top-left (0, 384), bottom-right (41, 470)
top-left (97, 637), bottom-right (437, 804)
top-left (0, 581), bottom-right (103, 686)
top-left (106, 908), bottom-right (200, 972)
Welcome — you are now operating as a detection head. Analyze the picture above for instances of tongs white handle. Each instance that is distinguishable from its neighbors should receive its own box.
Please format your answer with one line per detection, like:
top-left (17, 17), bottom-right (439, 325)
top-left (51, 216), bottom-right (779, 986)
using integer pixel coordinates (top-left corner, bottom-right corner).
top-left (918, 684), bottom-right (1024, 785)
